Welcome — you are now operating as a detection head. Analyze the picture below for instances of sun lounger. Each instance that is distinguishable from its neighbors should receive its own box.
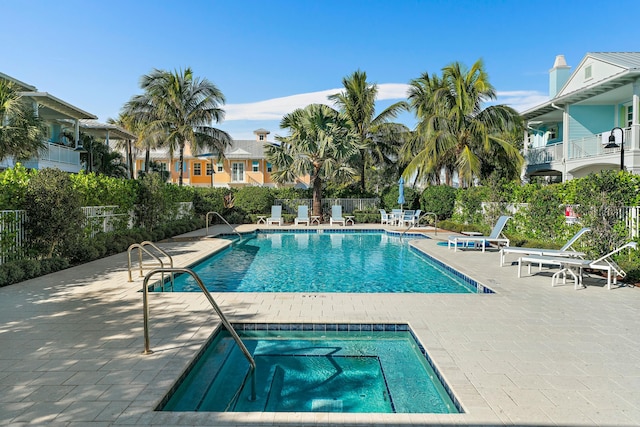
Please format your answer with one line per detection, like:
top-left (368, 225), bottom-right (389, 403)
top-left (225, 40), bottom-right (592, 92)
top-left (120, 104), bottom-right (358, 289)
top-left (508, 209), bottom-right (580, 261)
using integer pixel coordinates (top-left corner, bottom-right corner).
top-left (499, 227), bottom-right (591, 266)
top-left (295, 205), bottom-right (310, 226)
top-left (517, 241), bottom-right (637, 290)
top-left (448, 215), bottom-right (511, 252)
top-left (330, 205), bottom-right (345, 226)
top-left (266, 205), bottom-right (283, 226)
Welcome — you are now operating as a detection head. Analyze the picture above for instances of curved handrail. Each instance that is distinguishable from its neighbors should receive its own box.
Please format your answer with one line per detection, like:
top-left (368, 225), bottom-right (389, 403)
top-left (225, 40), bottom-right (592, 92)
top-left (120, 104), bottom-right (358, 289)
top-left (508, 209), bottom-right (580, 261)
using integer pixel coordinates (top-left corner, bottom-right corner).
top-left (206, 211), bottom-right (241, 239)
top-left (142, 267), bottom-right (256, 401)
top-left (127, 241), bottom-right (174, 283)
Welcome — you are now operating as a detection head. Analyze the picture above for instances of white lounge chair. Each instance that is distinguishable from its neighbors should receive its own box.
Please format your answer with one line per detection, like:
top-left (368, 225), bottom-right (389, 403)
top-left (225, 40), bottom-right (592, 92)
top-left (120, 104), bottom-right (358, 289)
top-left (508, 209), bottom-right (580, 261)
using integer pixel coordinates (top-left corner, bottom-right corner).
top-left (266, 205), bottom-right (283, 226)
top-left (330, 205), bottom-right (345, 226)
top-left (379, 209), bottom-right (392, 225)
top-left (517, 241), bottom-right (637, 290)
top-left (448, 215), bottom-right (512, 252)
top-left (499, 227), bottom-right (591, 267)
top-left (294, 205), bottom-right (310, 226)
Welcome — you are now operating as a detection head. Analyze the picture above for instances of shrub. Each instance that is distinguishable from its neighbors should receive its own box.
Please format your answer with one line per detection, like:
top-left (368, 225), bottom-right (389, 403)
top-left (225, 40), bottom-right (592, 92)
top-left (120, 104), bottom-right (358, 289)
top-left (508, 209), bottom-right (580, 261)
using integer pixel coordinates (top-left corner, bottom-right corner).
top-left (420, 185), bottom-right (457, 220)
top-left (15, 259), bottom-right (41, 279)
top-left (234, 187), bottom-right (274, 214)
top-left (0, 262), bottom-right (25, 286)
top-left (24, 168), bottom-right (85, 259)
top-left (380, 185), bottom-right (419, 211)
top-left (39, 257), bottom-right (69, 275)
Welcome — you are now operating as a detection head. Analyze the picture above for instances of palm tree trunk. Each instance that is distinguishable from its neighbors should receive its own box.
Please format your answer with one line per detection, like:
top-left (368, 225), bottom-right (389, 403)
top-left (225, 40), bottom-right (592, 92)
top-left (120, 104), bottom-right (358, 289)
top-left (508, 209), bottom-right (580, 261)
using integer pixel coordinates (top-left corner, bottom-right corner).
top-left (360, 149), bottom-right (366, 192)
top-left (312, 171), bottom-right (322, 217)
top-left (179, 145), bottom-right (185, 186)
top-left (127, 139), bottom-right (134, 179)
top-left (145, 150), bottom-right (150, 173)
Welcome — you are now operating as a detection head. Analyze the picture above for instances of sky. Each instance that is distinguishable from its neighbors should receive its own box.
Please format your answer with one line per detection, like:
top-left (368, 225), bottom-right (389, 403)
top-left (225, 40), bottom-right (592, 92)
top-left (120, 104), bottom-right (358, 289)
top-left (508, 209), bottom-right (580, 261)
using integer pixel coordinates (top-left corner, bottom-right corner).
top-left (2, 0), bottom-right (640, 141)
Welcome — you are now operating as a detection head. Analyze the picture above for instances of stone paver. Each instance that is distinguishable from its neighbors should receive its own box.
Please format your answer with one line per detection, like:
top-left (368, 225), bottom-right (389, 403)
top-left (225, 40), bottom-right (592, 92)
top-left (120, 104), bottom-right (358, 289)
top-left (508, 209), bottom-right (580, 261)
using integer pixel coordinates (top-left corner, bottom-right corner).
top-left (0, 223), bottom-right (638, 426)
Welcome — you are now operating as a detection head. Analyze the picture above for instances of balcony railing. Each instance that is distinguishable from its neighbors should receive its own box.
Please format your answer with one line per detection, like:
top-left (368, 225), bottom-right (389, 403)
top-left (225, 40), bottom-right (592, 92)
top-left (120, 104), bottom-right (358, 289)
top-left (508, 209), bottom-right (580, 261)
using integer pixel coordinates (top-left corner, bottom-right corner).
top-left (526, 126), bottom-right (637, 166)
top-left (525, 144), bottom-right (563, 165)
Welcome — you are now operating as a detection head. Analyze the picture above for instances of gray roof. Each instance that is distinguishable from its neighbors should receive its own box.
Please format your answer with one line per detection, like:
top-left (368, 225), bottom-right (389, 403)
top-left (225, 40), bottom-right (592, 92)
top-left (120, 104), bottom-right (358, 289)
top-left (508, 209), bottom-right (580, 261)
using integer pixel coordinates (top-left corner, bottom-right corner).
top-left (521, 52), bottom-right (640, 120)
top-left (587, 52), bottom-right (640, 70)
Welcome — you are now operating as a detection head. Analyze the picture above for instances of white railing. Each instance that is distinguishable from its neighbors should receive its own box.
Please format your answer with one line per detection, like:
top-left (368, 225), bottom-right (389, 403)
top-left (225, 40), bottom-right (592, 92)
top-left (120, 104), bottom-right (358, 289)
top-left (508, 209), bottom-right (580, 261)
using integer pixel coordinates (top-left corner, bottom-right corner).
top-left (568, 127), bottom-right (632, 160)
top-left (41, 143), bottom-right (81, 165)
top-left (621, 206), bottom-right (640, 239)
top-left (82, 206), bottom-right (127, 238)
top-left (0, 210), bottom-right (26, 264)
top-left (526, 144), bottom-right (563, 165)
top-left (274, 198), bottom-right (380, 214)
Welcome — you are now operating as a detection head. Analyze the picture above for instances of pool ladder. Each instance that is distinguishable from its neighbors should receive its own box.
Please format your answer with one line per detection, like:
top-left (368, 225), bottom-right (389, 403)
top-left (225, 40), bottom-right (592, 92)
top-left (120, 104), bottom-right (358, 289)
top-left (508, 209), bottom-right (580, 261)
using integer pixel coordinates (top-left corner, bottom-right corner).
top-left (206, 211), bottom-right (242, 239)
top-left (400, 212), bottom-right (438, 238)
top-left (127, 241), bottom-right (174, 288)
top-left (141, 267), bottom-right (256, 401)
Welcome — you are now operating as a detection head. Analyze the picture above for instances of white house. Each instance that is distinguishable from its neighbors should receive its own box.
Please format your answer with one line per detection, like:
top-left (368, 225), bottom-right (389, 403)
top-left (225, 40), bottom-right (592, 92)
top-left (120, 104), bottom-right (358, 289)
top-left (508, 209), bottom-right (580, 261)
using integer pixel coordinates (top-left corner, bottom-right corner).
top-left (522, 52), bottom-right (640, 182)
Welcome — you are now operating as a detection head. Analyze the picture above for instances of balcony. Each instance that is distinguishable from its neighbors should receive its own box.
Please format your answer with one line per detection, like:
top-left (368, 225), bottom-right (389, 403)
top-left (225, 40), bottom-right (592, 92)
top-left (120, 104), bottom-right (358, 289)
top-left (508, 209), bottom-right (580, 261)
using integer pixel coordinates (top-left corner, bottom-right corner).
top-left (21, 142), bottom-right (82, 172)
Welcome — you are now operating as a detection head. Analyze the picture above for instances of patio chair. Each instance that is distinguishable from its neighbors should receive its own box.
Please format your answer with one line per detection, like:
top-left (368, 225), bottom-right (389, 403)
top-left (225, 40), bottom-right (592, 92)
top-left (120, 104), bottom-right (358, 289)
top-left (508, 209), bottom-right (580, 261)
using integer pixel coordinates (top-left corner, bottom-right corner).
top-left (379, 209), bottom-right (393, 225)
top-left (266, 205), bottom-right (283, 226)
top-left (499, 227), bottom-right (591, 267)
top-left (517, 241), bottom-right (637, 290)
top-left (330, 205), bottom-right (345, 226)
top-left (295, 205), bottom-right (310, 226)
top-left (448, 215), bottom-right (512, 252)
top-left (399, 210), bottom-right (415, 227)
top-left (391, 209), bottom-right (403, 225)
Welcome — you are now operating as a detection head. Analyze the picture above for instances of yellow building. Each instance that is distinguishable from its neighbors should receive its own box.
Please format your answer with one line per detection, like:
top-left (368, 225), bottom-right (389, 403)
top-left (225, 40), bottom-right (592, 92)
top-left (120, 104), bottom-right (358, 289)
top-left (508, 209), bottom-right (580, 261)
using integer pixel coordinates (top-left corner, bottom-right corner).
top-left (134, 129), bottom-right (310, 188)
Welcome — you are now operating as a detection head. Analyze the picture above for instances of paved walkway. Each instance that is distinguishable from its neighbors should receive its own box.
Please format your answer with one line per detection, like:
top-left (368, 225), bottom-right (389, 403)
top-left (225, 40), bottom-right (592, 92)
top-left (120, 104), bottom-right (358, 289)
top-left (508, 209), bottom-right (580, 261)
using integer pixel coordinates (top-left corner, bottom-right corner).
top-left (0, 224), bottom-right (639, 426)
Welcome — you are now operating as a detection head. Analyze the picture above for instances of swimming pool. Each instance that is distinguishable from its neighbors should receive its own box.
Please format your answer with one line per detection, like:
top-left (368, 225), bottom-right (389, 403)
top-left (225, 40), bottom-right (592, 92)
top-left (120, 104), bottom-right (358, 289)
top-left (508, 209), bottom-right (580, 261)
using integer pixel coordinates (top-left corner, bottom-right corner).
top-left (159, 323), bottom-right (460, 413)
top-left (152, 231), bottom-right (484, 293)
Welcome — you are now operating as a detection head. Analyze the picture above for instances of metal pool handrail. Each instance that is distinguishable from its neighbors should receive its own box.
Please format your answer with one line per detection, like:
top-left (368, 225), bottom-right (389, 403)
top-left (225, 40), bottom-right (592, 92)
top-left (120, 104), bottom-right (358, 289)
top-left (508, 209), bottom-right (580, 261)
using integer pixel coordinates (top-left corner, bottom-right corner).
top-left (206, 211), bottom-right (241, 239)
top-left (127, 241), bottom-right (174, 283)
top-left (141, 267), bottom-right (256, 401)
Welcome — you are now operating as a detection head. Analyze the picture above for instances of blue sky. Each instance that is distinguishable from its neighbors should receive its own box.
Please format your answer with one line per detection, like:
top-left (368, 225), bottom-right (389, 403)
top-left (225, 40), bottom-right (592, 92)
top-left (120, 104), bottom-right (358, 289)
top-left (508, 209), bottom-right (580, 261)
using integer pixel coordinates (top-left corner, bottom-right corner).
top-left (2, 0), bottom-right (639, 140)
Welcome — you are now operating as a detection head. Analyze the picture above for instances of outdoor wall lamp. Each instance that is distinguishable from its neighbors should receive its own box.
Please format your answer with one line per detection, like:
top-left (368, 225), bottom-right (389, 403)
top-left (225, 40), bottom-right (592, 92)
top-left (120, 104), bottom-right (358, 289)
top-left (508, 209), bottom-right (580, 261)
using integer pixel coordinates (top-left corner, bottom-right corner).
top-left (604, 127), bottom-right (624, 171)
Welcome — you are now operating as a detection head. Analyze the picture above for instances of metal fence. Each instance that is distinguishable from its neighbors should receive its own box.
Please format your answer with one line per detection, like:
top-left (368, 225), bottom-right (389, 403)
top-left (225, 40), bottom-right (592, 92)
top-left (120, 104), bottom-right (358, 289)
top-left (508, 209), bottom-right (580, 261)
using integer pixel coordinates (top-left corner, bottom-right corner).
top-left (274, 198), bottom-right (380, 215)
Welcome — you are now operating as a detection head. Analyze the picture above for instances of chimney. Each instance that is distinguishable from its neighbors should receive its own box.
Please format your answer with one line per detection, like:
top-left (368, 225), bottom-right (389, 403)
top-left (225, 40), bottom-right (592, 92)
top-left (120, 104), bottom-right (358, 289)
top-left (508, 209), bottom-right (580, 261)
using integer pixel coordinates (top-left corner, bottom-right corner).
top-left (549, 54), bottom-right (571, 98)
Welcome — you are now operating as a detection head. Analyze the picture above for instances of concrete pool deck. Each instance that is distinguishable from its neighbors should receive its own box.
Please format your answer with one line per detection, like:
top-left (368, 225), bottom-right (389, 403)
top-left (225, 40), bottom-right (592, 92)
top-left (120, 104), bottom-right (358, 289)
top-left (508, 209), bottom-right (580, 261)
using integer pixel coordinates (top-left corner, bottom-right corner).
top-left (0, 223), bottom-right (638, 426)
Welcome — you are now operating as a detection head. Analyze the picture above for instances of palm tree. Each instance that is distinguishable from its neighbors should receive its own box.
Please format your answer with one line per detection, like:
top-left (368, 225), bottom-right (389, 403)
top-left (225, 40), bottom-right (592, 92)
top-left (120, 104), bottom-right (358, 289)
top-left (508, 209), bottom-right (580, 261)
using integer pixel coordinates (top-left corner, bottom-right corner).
top-left (404, 60), bottom-right (523, 187)
top-left (124, 67), bottom-right (231, 185)
top-left (107, 113), bottom-right (138, 179)
top-left (0, 80), bottom-right (46, 163)
top-left (266, 104), bottom-right (359, 216)
top-left (329, 70), bottom-right (407, 192)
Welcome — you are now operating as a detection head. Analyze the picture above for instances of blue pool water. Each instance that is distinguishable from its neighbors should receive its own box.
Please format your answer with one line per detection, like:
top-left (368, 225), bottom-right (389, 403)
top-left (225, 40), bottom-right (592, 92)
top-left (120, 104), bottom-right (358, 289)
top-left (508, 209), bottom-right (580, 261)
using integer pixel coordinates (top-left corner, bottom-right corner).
top-left (153, 232), bottom-right (478, 293)
top-left (160, 325), bottom-right (460, 413)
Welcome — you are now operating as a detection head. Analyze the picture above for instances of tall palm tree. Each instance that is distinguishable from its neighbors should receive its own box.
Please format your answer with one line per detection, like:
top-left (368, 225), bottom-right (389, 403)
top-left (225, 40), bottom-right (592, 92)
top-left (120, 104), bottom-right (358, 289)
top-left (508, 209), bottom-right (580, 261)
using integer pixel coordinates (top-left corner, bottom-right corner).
top-left (107, 113), bottom-right (137, 179)
top-left (125, 67), bottom-right (231, 185)
top-left (329, 70), bottom-right (407, 192)
top-left (266, 104), bottom-right (359, 216)
top-left (0, 80), bottom-right (46, 163)
top-left (404, 60), bottom-right (523, 187)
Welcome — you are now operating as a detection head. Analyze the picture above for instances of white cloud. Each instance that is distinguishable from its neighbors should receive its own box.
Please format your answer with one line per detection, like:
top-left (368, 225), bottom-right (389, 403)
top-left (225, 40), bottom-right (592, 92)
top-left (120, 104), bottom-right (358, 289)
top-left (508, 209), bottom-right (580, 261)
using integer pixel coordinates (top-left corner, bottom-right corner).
top-left (223, 86), bottom-right (549, 123)
top-left (224, 83), bottom-right (412, 121)
top-left (496, 90), bottom-right (550, 113)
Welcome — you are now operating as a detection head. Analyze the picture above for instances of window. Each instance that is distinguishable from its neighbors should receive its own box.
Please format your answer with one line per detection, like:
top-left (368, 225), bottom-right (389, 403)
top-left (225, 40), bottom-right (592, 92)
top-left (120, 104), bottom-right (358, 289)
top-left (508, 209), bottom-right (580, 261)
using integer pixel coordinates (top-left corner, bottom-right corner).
top-left (267, 162), bottom-right (272, 173)
top-left (193, 162), bottom-right (202, 176)
top-left (259, 134), bottom-right (265, 141)
top-left (206, 162), bottom-right (213, 176)
top-left (217, 161), bottom-right (224, 173)
top-left (231, 162), bottom-right (244, 182)
top-left (584, 65), bottom-right (592, 80)
top-left (252, 161), bottom-right (259, 172)
top-left (547, 125), bottom-right (557, 141)
top-left (626, 104), bottom-right (633, 128)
